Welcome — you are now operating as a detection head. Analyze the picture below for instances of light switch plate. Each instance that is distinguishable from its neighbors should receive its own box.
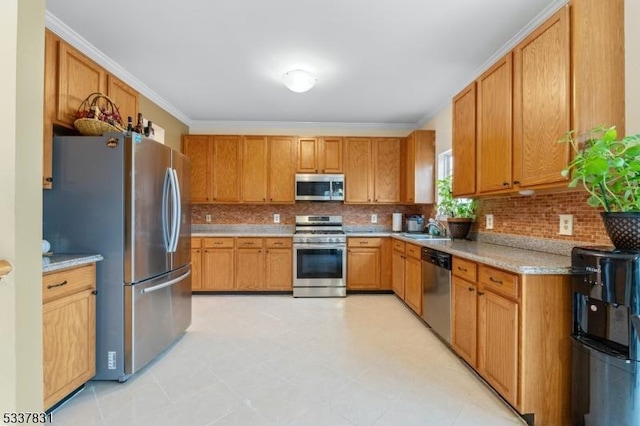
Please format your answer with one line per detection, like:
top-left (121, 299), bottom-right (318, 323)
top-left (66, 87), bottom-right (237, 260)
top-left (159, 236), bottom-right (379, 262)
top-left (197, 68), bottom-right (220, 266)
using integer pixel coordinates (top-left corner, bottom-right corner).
top-left (486, 214), bottom-right (494, 230)
top-left (559, 214), bottom-right (573, 235)
top-left (273, 213), bottom-right (280, 224)
top-left (371, 214), bottom-right (378, 224)
top-left (205, 214), bottom-right (212, 222)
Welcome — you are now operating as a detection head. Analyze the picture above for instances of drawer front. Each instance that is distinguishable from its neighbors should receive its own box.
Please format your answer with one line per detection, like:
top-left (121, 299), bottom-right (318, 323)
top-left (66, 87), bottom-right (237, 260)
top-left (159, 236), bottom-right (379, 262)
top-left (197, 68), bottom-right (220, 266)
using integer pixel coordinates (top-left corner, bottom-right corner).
top-left (236, 237), bottom-right (264, 248)
top-left (203, 238), bottom-right (234, 248)
top-left (191, 237), bottom-right (202, 249)
top-left (392, 239), bottom-right (406, 253)
top-left (406, 243), bottom-right (421, 259)
top-left (452, 257), bottom-right (477, 281)
top-left (265, 238), bottom-right (292, 249)
top-left (43, 263), bottom-right (96, 303)
top-left (348, 238), bottom-right (383, 248)
top-left (479, 265), bottom-right (519, 299)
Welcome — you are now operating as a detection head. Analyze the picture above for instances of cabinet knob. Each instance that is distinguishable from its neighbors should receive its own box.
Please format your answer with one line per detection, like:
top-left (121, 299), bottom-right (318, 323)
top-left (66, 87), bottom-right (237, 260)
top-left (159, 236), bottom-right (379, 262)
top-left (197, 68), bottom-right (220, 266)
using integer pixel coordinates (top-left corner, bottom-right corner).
top-left (502, 182), bottom-right (509, 187)
top-left (477, 291), bottom-right (485, 296)
top-left (45, 177), bottom-right (53, 182)
top-left (468, 287), bottom-right (474, 292)
top-left (513, 180), bottom-right (520, 185)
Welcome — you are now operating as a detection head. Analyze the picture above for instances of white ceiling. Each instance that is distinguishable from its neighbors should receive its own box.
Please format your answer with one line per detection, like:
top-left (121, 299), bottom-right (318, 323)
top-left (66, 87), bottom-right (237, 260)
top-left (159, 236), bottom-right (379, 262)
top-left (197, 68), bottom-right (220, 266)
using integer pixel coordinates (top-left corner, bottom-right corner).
top-left (45, 0), bottom-right (566, 131)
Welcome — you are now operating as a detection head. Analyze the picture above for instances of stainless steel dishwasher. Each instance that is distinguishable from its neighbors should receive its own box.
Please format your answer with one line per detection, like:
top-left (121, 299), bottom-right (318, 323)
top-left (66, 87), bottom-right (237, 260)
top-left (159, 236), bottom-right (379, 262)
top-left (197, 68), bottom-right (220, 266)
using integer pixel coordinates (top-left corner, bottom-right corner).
top-left (421, 247), bottom-right (452, 343)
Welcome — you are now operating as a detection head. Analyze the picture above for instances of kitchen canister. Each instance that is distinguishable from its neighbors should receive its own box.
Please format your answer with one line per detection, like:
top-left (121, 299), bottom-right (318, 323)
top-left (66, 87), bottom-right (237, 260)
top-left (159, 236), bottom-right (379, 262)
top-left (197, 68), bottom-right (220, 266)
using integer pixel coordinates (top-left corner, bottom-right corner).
top-left (392, 212), bottom-right (403, 232)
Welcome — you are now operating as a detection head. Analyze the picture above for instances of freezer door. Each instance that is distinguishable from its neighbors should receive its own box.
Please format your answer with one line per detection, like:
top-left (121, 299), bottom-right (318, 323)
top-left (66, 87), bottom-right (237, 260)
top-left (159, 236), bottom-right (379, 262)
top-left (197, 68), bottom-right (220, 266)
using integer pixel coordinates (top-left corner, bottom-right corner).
top-left (124, 264), bottom-right (192, 375)
top-left (126, 135), bottom-right (172, 284)
top-left (171, 151), bottom-right (191, 270)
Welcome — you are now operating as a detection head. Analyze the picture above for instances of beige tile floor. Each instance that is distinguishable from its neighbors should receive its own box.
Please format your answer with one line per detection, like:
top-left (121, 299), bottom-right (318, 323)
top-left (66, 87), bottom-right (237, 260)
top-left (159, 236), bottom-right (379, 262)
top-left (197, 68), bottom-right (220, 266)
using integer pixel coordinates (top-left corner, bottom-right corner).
top-left (50, 294), bottom-right (526, 426)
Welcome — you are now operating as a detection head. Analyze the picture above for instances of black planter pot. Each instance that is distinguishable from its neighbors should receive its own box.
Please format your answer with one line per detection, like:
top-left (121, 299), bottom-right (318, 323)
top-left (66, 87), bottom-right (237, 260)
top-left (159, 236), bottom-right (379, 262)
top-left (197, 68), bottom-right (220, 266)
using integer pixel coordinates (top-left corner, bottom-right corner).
top-left (446, 218), bottom-right (473, 240)
top-left (601, 212), bottom-right (640, 250)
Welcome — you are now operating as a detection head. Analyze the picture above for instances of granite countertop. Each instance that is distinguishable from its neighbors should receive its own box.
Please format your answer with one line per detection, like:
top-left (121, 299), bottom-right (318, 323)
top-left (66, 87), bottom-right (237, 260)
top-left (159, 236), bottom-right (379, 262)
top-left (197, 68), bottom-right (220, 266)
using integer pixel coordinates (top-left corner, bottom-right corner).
top-left (43, 254), bottom-right (104, 273)
top-left (391, 235), bottom-right (572, 275)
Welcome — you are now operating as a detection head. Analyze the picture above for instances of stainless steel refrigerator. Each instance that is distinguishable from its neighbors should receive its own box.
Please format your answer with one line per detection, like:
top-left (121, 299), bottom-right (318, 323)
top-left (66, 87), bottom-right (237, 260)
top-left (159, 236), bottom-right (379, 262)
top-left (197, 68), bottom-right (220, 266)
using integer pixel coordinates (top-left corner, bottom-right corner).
top-left (44, 133), bottom-right (191, 381)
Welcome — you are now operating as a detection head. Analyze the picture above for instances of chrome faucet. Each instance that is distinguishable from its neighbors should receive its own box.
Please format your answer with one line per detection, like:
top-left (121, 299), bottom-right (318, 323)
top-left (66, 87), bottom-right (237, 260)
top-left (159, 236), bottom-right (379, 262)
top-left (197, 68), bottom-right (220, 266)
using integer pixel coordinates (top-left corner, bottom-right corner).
top-left (427, 218), bottom-right (447, 237)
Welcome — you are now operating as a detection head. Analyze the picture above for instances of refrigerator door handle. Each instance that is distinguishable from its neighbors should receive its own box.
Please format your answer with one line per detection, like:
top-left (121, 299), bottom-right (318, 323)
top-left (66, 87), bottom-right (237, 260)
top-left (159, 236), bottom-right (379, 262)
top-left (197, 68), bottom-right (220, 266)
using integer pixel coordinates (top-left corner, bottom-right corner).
top-left (141, 270), bottom-right (191, 294)
top-left (170, 168), bottom-right (181, 253)
top-left (162, 168), bottom-right (172, 251)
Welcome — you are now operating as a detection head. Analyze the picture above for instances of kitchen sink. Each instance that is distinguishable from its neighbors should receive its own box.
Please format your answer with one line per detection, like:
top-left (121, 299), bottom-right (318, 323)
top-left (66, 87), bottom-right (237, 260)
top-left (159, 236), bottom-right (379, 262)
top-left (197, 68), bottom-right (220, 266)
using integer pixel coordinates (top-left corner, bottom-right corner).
top-left (401, 233), bottom-right (450, 241)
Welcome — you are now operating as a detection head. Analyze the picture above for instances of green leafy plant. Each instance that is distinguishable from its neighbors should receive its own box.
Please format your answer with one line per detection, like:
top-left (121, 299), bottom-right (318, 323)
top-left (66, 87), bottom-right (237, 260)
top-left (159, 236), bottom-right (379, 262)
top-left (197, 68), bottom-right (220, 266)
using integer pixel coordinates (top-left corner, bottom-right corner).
top-left (560, 125), bottom-right (640, 212)
top-left (436, 176), bottom-right (477, 219)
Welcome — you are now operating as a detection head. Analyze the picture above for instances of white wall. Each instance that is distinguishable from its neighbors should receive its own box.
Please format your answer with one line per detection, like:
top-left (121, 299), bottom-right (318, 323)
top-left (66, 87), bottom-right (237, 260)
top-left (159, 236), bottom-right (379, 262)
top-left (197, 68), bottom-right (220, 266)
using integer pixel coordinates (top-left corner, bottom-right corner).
top-left (0, 0), bottom-right (45, 412)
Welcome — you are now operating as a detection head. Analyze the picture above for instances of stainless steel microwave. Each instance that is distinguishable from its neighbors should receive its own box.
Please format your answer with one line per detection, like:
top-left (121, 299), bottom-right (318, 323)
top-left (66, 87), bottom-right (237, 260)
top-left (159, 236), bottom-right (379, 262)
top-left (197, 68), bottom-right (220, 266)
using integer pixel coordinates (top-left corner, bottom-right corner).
top-left (295, 174), bottom-right (344, 201)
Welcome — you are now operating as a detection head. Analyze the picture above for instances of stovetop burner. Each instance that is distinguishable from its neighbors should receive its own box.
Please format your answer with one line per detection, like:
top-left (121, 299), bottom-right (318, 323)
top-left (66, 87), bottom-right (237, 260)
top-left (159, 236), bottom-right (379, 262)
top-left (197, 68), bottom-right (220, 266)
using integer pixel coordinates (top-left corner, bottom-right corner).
top-left (294, 215), bottom-right (346, 244)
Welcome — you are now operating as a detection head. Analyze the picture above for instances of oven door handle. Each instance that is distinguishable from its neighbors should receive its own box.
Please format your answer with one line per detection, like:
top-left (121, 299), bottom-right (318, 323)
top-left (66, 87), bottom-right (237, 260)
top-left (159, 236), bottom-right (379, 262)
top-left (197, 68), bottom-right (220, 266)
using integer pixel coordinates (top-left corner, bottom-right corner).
top-left (294, 244), bottom-right (346, 250)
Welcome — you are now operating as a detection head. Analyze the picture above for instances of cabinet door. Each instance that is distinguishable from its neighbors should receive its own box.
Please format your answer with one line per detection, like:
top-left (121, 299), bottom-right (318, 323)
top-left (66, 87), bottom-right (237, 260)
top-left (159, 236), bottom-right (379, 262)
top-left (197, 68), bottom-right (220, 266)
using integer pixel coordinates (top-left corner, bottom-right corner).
top-left (242, 136), bottom-right (268, 203)
top-left (236, 249), bottom-right (264, 290)
top-left (191, 248), bottom-right (202, 291)
top-left (404, 256), bottom-right (422, 315)
top-left (265, 248), bottom-right (292, 290)
top-left (202, 248), bottom-right (235, 290)
top-left (268, 136), bottom-right (296, 203)
top-left (344, 138), bottom-right (373, 203)
top-left (183, 135), bottom-right (212, 203)
top-left (392, 250), bottom-right (405, 299)
top-left (373, 138), bottom-right (401, 203)
top-left (57, 42), bottom-right (106, 126)
top-left (513, 6), bottom-right (570, 189)
top-left (477, 54), bottom-right (513, 193)
top-left (452, 83), bottom-right (477, 196)
top-left (43, 289), bottom-right (96, 410)
top-left (106, 74), bottom-right (139, 127)
top-left (297, 137), bottom-right (318, 173)
top-left (347, 247), bottom-right (381, 289)
top-left (212, 136), bottom-right (242, 202)
top-left (319, 137), bottom-right (343, 173)
top-left (478, 290), bottom-right (519, 407)
top-left (451, 276), bottom-right (478, 366)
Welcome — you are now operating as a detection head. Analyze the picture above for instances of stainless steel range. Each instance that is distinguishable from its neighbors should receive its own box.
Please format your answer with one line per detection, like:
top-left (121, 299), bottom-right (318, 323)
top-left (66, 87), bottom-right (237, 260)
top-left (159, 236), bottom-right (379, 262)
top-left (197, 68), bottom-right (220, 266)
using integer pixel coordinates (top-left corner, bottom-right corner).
top-left (293, 215), bottom-right (346, 297)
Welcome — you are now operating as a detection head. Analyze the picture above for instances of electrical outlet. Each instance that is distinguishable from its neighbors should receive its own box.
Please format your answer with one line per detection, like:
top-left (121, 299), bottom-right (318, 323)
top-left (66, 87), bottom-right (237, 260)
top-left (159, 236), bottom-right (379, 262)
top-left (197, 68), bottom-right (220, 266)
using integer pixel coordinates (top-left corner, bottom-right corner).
top-left (371, 214), bottom-right (378, 224)
top-left (205, 214), bottom-right (212, 222)
top-left (559, 214), bottom-right (573, 236)
top-left (486, 214), bottom-right (494, 230)
top-left (273, 213), bottom-right (280, 224)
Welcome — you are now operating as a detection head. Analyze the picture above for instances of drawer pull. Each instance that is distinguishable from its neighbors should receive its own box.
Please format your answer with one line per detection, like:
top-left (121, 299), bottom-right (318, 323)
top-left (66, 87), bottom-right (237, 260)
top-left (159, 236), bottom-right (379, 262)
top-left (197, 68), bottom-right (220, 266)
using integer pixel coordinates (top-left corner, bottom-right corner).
top-left (359, 241), bottom-right (368, 245)
top-left (457, 266), bottom-right (468, 272)
top-left (47, 280), bottom-right (68, 289)
top-left (489, 276), bottom-right (503, 285)
top-left (273, 242), bottom-right (283, 246)
top-left (214, 242), bottom-right (223, 245)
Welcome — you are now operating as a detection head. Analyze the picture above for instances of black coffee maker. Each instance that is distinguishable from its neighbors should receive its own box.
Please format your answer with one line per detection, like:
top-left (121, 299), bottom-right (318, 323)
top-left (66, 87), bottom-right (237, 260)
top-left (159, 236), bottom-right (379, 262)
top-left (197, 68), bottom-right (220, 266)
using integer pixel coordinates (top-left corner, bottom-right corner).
top-left (571, 246), bottom-right (640, 426)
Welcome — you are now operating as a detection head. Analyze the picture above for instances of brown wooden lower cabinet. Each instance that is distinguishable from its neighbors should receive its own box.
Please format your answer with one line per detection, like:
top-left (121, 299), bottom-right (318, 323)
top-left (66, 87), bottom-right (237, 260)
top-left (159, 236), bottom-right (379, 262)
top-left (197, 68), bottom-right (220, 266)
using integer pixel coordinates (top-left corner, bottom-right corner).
top-left (390, 240), bottom-right (422, 315)
top-left (192, 237), bottom-right (292, 292)
top-left (451, 256), bottom-right (572, 426)
top-left (346, 237), bottom-right (392, 290)
top-left (42, 263), bottom-right (97, 410)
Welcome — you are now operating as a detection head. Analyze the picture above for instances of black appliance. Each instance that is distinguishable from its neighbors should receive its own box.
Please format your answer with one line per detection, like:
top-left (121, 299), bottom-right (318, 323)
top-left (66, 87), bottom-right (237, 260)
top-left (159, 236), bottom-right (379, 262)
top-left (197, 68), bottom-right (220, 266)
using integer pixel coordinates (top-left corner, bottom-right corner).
top-left (571, 246), bottom-right (640, 426)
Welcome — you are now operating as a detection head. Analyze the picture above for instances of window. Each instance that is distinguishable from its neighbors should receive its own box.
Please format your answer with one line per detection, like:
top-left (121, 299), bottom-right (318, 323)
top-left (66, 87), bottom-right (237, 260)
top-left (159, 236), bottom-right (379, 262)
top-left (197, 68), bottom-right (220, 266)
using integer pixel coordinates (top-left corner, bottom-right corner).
top-left (438, 149), bottom-right (453, 180)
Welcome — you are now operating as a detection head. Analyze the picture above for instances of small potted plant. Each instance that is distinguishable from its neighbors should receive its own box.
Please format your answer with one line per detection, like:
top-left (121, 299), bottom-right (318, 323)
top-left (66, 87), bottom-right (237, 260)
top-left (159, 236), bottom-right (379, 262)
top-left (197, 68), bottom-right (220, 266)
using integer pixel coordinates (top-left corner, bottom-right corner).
top-left (436, 176), bottom-right (477, 239)
top-left (560, 125), bottom-right (640, 249)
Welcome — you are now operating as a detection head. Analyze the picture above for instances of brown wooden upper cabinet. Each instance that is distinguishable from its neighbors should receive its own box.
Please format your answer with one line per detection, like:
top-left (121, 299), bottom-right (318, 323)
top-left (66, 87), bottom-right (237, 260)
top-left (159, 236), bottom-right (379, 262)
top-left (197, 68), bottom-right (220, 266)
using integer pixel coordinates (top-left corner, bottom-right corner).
top-left (43, 29), bottom-right (139, 189)
top-left (344, 137), bottom-right (401, 204)
top-left (452, 84), bottom-right (476, 197)
top-left (403, 130), bottom-right (435, 204)
top-left (476, 53), bottom-right (513, 195)
top-left (297, 137), bottom-right (343, 173)
top-left (452, 0), bottom-right (624, 197)
top-left (182, 135), bottom-right (242, 203)
top-left (242, 136), bottom-right (296, 203)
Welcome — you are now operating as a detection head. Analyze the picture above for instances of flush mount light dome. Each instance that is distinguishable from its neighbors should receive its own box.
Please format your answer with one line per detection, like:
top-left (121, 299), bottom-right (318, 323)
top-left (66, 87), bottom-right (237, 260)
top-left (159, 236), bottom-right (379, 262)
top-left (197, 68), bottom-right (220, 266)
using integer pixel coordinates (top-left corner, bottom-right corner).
top-left (282, 69), bottom-right (317, 93)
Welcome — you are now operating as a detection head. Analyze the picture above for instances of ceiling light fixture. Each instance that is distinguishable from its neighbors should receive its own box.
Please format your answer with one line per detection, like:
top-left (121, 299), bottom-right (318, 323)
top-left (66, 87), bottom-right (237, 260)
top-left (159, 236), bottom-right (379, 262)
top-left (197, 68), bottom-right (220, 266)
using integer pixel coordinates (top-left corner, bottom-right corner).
top-left (282, 69), bottom-right (317, 93)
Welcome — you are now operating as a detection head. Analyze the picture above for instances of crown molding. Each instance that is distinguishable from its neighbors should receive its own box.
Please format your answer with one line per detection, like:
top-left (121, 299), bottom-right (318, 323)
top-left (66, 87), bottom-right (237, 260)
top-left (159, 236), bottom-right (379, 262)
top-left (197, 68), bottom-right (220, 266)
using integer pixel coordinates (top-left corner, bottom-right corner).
top-left (45, 11), bottom-right (192, 127)
top-left (189, 120), bottom-right (416, 133)
top-left (416, 0), bottom-right (569, 128)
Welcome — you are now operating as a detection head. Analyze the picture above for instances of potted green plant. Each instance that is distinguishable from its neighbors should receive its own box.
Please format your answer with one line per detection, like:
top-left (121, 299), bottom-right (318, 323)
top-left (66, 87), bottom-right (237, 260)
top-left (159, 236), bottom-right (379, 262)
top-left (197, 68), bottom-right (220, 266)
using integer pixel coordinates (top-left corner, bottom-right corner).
top-left (560, 125), bottom-right (640, 249)
top-left (436, 176), bottom-right (477, 239)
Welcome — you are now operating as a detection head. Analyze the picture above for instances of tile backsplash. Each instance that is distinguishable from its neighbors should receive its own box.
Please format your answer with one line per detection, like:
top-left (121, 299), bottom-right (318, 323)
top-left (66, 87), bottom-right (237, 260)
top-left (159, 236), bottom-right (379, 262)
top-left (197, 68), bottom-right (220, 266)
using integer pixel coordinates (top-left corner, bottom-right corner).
top-left (475, 190), bottom-right (611, 245)
top-left (191, 190), bottom-right (610, 246)
top-left (192, 203), bottom-right (434, 226)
